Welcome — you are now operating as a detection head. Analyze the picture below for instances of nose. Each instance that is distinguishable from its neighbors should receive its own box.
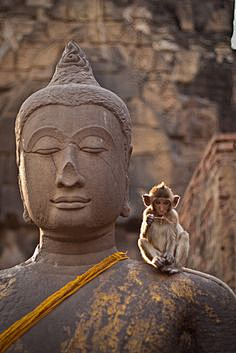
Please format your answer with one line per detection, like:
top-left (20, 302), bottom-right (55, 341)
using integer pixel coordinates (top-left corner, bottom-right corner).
top-left (159, 203), bottom-right (165, 213)
top-left (55, 144), bottom-right (85, 188)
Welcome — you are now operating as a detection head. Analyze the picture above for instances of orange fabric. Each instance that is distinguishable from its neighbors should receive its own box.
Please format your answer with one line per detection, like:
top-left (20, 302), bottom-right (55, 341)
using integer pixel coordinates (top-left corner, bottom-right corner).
top-left (0, 251), bottom-right (128, 353)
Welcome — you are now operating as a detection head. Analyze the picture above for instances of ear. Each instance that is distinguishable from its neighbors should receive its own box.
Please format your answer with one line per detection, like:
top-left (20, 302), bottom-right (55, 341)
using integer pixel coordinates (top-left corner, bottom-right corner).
top-left (18, 174), bottom-right (34, 225)
top-left (173, 195), bottom-right (180, 208)
top-left (120, 174), bottom-right (130, 217)
top-left (142, 194), bottom-right (151, 207)
top-left (120, 203), bottom-right (130, 217)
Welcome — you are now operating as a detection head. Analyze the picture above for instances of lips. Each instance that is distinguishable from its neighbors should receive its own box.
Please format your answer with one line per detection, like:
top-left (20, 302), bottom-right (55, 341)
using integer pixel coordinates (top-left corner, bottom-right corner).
top-left (51, 196), bottom-right (91, 210)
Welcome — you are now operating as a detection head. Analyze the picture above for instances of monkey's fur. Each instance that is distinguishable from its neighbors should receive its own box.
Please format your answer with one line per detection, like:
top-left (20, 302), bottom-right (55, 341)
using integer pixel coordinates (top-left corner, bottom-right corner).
top-left (138, 182), bottom-right (189, 274)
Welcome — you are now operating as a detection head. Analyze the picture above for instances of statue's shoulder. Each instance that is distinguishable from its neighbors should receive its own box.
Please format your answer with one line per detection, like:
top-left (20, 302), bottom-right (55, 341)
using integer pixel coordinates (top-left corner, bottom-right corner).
top-left (0, 261), bottom-right (33, 287)
top-left (118, 259), bottom-right (236, 304)
top-left (181, 267), bottom-right (236, 301)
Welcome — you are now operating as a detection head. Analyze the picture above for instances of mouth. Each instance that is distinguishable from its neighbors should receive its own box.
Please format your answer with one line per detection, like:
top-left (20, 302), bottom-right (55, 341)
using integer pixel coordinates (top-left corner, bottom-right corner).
top-left (51, 196), bottom-right (91, 210)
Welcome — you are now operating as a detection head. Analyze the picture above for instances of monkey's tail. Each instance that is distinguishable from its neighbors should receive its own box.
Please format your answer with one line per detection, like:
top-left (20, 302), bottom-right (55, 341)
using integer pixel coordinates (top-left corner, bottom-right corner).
top-left (181, 267), bottom-right (236, 298)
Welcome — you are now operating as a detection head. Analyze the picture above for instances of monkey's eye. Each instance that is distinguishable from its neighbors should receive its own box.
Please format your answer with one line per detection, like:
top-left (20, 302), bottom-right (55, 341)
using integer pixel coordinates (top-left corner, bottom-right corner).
top-left (164, 200), bottom-right (171, 205)
top-left (154, 200), bottom-right (161, 205)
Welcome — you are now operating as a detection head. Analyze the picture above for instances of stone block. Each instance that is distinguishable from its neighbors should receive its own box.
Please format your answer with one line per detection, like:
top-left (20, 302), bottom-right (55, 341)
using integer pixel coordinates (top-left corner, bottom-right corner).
top-left (0, 117), bottom-right (15, 152)
top-left (28, 66), bottom-right (54, 80)
top-left (26, 0), bottom-right (53, 7)
top-left (152, 39), bottom-right (179, 52)
top-left (50, 2), bottom-right (67, 20)
top-left (2, 81), bottom-right (45, 116)
top-left (4, 154), bottom-right (18, 185)
top-left (205, 8), bottom-right (232, 32)
top-left (132, 126), bottom-right (170, 155)
top-left (67, 0), bottom-right (90, 21)
top-left (172, 50), bottom-right (200, 83)
top-left (128, 97), bottom-right (160, 128)
top-left (143, 80), bottom-right (181, 112)
top-left (0, 72), bottom-right (16, 89)
top-left (0, 184), bottom-right (22, 223)
top-left (103, 22), bottom-right (124, 43)
top-left (120, 25), bottom-right (137, 44)
top-left (175, 0), bottom-right (194, 32)
top-left (95, 70), bottom-right (141, 100)
top-left (88, 46), bottom-right (128, 73)
top-left (104, 1), bottom-right (124, 20)
top-left (48, 21), bottom-right (87, 42)
top-left (131, 47), bottom-right (154, 72)
top-left (0, 49), bottom-right (15, 70)
top-left (87, 22), bottom-right (106, 44)
top-left (16, 42), bottom-right (61, 70)
top-left (129, 153), bottom-right (172, 210)
top-left (0, 154), bottom-right (7, 185)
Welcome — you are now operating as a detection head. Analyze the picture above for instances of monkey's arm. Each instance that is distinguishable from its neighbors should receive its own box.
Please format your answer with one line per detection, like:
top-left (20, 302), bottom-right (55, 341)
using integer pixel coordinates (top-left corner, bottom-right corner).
top-left (138, 233), bottom-right (162, 259)
top-left (165, 230), bottom-right (177, 256)
top-left (140, 208), bottom-right (154, 236)
top-left (138, 211), bottom-right (163, 266)
top-left (175, 225), bottom-right (190, 267)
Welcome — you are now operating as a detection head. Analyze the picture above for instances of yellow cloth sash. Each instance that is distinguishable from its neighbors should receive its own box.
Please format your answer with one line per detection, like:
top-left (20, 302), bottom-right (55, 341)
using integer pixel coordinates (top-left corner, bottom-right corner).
top-left (0, 251), bottom-right (128, 353)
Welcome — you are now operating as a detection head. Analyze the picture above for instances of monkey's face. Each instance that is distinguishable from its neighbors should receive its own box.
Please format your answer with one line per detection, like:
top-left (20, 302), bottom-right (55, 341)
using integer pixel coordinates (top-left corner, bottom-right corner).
top-left (153, 198), bottom-right (171, 216)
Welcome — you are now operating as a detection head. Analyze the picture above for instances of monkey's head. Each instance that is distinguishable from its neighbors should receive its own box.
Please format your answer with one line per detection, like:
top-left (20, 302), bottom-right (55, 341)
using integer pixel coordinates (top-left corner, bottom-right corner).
top-left (142, 182), bottom-right (180, 216)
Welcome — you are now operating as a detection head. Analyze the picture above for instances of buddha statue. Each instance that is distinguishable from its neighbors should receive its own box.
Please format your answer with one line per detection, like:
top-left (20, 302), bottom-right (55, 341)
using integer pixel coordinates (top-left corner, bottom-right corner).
top-left (0, 41), bottom-right (235, 353)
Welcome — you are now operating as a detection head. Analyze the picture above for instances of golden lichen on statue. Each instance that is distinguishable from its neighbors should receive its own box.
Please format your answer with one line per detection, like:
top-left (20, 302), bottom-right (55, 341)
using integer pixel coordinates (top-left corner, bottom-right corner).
top-left (0, 41), bottom-right (235, 353)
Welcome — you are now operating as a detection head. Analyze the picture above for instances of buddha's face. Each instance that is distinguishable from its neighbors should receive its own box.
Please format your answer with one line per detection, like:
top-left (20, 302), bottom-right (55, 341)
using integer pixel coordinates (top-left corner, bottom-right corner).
top-left (19, 104), bottom-right (128, 238)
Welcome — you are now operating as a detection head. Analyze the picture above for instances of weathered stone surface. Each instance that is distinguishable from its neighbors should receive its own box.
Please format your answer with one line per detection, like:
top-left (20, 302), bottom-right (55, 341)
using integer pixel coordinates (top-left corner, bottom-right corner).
top-left (205, 7), bottom-right (232, 32)
top-left (95, 70), bottom-right (141, 100)
top-left (132, 126), bottom-right (170, 155)
top-left (128, 97), bottom-right (160, 128)
top-left (16, 42), bottom-right (61, 70)
top-left (0, 184), bottom-right (22, 222)
top-left (0, 118), bottom-right (15, 152)
top-left (172, 50), bottom-right (200, 83)
top-left (181, 134), bottom-right (236, 291)
top-left (175, 0), bottom-right (194, 32)
top-left (0, 0), bottom-right (235, 276)
top-left (26, 0), bottom-right (53, 7)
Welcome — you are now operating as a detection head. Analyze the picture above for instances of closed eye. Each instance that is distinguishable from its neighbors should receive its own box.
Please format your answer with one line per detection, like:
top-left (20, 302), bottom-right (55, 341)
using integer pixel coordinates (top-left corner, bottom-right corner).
top-left (80, 147), bottom-right (107, 153)
top-left (33, 148), bottom-right (61, 155)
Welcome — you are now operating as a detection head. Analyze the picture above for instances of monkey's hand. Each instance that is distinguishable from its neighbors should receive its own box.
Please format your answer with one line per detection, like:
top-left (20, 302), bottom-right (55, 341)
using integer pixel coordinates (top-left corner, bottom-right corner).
top-left (152, 255), bottom-right (166, 268)
top-left (147, 214), bottom-right (155, 226)
top-left (163, 217), bottom-right (174, 225)
top-left (163, 252), bottom-right (175, 265)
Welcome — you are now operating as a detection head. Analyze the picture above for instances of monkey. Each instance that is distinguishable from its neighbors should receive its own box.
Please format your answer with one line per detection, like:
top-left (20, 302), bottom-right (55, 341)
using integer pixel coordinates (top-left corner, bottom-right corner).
top-left (138, 182), bottom-right (189, 274)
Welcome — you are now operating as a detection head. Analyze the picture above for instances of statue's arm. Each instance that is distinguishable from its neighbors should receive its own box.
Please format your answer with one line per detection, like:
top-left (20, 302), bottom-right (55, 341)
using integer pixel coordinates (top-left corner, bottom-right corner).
top-left (189, 275), bottom-right (236, 353)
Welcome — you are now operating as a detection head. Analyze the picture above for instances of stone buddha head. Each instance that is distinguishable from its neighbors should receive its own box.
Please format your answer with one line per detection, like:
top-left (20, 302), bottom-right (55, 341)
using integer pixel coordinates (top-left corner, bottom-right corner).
top-left (15, 41), bottom-right (132, 241)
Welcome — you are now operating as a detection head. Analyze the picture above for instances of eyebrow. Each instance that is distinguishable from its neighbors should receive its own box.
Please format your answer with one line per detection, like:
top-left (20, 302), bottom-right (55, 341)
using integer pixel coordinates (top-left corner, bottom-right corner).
top-left (23, 128), bottom-right (64, 151)
top-left (24, 126), bottom-right (115, 150)
top-left (72, 126), bottom-right (115, 145)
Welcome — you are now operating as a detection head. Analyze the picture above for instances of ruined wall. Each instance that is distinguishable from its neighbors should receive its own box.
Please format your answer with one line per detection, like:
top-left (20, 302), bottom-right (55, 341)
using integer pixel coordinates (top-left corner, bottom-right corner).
top-left (0, 0), bottom-right (235, 267)
top-left (180, 134), bottom-right (236, 290)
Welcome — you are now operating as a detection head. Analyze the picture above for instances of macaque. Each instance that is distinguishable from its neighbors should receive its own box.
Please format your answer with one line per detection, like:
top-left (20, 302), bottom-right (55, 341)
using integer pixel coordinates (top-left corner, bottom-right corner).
top-left (138, 182), bottom-right (189, 274)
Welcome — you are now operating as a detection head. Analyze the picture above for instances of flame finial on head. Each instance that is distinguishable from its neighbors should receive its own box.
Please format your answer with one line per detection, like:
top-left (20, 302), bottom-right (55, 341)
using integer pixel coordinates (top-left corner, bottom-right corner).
top-left (49, 41), bottom-right (99, 86)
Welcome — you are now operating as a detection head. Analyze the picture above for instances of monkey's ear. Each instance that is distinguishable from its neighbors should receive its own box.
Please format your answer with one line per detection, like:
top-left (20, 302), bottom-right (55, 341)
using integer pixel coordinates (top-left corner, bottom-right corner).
top-left (142, 194), bottom-right (151, 206)
top-left (173, 195), bottom-right (180, 208)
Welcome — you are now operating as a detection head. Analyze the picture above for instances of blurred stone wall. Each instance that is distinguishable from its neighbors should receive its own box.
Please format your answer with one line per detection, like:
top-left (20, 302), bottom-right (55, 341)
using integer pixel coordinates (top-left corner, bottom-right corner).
top-left (0, 0), bottom-right (235, 268)
top-left (180, 134), bottom-right (236, 290)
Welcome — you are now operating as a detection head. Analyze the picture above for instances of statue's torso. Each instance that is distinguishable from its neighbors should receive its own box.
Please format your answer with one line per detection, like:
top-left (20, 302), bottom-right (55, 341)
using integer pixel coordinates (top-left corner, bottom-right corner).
top-left (0, 259), bottom-right (235, 353)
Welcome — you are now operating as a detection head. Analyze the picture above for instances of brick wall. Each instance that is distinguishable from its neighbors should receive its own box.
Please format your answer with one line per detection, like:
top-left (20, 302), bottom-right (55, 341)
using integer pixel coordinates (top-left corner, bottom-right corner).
top-left (180, 134), bottom-right (236, 290)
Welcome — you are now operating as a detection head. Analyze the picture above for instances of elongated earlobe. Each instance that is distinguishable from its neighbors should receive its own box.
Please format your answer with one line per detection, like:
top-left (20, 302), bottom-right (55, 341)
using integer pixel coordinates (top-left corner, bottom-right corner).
top-left (23, 205), bottom-right (34, 224)
top-left (120, 203), bottom-right (130, 217)
top-left (120, 174), bottom-right (130, 217)
top-left (18, 174), bottom-right (34, 225)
